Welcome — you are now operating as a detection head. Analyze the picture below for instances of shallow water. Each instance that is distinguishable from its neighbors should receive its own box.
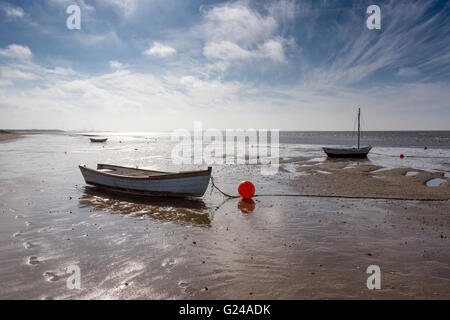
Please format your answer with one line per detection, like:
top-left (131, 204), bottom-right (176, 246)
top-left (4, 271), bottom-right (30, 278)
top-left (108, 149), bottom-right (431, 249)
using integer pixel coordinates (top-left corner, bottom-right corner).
top-left (0, 133), bottom-right (449, 299)
top-left (426, 178), bottom-right (447, 187)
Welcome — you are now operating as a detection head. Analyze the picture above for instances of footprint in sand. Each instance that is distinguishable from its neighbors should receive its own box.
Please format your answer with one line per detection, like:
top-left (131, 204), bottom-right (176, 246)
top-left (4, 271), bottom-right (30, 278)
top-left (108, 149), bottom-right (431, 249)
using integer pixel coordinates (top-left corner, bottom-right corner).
top-left (118, 282), bottom-right (131, 290)
top-left (162, 258), bottom-right (177, 267)
top-left (15, 214), bottom-right (24, 219)
top-left (43, 271), bottom-right (60, 282)
top-left (28, 256), bottom-right (40, 265)
top-left (161, 258), bottom-right (178, 272)
top-left (178, 281), bottom-right (195, 296)
top-left (13, 232), bottom-right (23, 238)
top-left (23, 241), bottom-right (34, 249)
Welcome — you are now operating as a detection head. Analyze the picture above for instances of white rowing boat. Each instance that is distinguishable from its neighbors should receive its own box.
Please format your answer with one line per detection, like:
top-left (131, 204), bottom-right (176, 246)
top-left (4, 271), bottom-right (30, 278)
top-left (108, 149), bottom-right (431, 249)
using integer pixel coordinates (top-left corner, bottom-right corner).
top-left (79, 164), bottom-right (212, 197)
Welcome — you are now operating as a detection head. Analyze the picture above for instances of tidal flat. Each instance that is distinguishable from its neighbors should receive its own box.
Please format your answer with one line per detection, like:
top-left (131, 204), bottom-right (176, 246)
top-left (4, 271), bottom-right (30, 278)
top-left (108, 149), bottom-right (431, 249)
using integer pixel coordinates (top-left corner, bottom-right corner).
top-left (0, 133), bottom-right (448, 299)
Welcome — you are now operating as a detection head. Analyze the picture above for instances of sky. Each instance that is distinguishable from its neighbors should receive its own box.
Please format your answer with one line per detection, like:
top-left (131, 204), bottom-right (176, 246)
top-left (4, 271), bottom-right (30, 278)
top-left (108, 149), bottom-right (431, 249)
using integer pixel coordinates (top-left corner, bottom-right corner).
top-left (0, 0), bottom-right (449, 131)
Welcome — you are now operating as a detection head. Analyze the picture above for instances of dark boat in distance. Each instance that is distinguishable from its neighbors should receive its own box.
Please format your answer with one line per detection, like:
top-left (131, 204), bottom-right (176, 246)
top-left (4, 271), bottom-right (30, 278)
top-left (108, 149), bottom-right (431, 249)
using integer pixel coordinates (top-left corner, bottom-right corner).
top-left (79, 164), bottom-right (212, 198)
top-left (90, 138), bottom-right (108, 143)
top-left (323, 108), bottom-right (372, 158)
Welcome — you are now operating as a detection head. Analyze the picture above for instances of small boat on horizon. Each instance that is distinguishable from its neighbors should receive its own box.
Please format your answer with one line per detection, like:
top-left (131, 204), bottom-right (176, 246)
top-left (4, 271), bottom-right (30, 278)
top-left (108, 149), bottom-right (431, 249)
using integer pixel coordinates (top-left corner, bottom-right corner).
top-left (323, 108), bottom-right (372, 158)
top-left (90, 138), bottom-right (108, 143)
top-left (79, 164), bottom-right (212, 198)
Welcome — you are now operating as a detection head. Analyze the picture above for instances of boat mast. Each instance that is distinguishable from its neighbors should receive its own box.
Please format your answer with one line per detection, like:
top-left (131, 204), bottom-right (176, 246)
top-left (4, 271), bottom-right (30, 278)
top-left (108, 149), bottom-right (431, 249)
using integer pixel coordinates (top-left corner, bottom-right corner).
top-left (357, 107), bottom-right (360, 149)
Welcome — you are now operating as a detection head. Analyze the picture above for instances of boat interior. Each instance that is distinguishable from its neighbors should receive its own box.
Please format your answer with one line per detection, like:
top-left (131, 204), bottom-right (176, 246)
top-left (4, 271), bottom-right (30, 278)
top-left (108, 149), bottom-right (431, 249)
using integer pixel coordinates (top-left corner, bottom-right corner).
top-left (96, 164), bottom-right (173, 177)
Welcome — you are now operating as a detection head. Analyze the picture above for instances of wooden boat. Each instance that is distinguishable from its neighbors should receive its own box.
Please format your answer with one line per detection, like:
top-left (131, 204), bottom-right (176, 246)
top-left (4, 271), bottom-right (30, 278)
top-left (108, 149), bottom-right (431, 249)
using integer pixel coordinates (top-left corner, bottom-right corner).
top-left (79, 164), bottom-right (212, 197)
top-left (323, 108), bottom-right (372, 158)
top-left (90, 138), bottom-right (108, 143)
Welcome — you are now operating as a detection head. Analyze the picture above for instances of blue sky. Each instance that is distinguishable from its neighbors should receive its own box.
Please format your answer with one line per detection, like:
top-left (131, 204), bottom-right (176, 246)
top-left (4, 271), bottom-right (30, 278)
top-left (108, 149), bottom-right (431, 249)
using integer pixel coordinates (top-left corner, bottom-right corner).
top-left (0, 0), bottom-right (449, 130)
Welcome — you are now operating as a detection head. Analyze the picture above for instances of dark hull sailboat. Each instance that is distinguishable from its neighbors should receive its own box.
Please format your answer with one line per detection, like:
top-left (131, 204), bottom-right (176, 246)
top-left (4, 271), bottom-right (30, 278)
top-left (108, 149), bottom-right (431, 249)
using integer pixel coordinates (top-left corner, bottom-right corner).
top-left (90, 138), bottom-right (108, 143)
top-left (323, 146), bottom-right (372, 158)
top-left (322, 108), bottom-right (371, 158)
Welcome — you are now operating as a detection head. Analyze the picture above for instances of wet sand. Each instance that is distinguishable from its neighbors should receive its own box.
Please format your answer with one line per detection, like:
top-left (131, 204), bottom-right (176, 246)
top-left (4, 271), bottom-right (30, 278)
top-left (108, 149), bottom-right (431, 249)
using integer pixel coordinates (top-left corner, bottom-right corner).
top-left (291, 161), bottom-right (449, 200)
top-left (0, 134), bottom-right (449, 299)
top-left (0, 132), bottom-right (23, 143)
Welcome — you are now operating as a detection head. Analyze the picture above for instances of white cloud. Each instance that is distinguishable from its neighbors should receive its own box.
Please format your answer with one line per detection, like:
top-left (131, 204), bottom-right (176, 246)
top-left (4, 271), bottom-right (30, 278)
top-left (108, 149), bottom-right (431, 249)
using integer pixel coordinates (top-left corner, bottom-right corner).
top-left (0, 44), bottom-right (32, 60)
top-left (109, 60), bottom-right (125, 69)
top-left (0, 66), bottom-right (37, 80)
top-left (144, 42), bottom-right (176, 58)
top-left (0, 79), bottom-right (13, 86)
top-left (0, 59), bottom-right (248, 130)
top-left (97, 0), bottom-right (137, 17)
top-left (1, 55), bottom-right (449, 130)
top-left (199, 1), bottom-right (290, 64)
top-left (266, 0), bottom-right (297, 25)
top-left (203, 38), bottom-right (287, 62)
top-left (203, 41), bottom-right (252, 60)
top-left (1, 3), bottom-right (24, 18)
top-left (202, 2), bottom-right (277, 46)
top-left (258, 38), bottom-right (287, 62)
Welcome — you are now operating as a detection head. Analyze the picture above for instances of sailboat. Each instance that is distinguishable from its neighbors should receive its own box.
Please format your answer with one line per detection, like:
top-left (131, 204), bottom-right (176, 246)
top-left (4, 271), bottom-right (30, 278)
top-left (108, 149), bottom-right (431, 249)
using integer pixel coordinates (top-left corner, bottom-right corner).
top-left (322, 108), bottom-right (372, 158)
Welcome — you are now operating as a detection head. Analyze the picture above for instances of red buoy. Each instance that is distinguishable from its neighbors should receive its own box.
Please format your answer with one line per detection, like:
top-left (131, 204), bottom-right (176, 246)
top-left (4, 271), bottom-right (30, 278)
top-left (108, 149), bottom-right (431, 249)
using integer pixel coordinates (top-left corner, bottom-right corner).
top-left (238, 181), bottom-right (255, 199)
top-left (424, 146), bottom-right (428, 150)
top-left (400, 154), bottom-right (404, 159)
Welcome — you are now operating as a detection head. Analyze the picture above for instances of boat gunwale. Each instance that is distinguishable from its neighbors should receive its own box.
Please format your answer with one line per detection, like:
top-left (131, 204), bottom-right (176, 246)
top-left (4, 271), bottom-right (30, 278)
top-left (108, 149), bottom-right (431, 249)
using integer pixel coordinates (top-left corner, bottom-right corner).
top-left (79, 164), bottom-right (212, 180)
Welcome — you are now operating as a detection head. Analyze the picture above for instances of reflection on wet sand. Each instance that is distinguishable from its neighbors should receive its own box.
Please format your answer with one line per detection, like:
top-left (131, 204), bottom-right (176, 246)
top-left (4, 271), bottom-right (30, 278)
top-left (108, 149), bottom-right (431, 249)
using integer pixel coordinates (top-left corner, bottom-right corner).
top-left (79, 187), bottom-right (212, 227)
top-left (237, 199), bottom-right (255, 214)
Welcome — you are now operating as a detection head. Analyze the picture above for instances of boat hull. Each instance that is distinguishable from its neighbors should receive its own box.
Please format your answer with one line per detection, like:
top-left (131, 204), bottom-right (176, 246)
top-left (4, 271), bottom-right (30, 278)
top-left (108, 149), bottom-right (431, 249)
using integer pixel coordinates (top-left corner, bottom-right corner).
top-left (323, 146), bottom-right (372, 158)
top-left (79, 165), bottom-right (211, 197)
top-left (90, 138), bottom-right (107, 142)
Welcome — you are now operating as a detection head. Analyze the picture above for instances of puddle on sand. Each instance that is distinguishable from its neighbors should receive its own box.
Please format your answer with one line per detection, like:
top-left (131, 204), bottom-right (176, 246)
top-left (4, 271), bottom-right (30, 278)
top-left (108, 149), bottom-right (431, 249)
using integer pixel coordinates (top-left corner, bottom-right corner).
top-left (426, 178), bottom-right (446, 187)
top-left (370, 175), bottom-right (382, 179)
top-left (405, 171), bottom-right (419, 176)
top-left (444, 173), bottom-right (450, 178)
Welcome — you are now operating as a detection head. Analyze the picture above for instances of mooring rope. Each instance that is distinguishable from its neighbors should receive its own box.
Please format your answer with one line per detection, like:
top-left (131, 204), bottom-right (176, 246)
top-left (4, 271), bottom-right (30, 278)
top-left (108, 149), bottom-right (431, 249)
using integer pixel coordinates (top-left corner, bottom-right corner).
top-left (209, 177), bottom-right (448, 202)
top-left (210, 176), bottom-right (240, 198)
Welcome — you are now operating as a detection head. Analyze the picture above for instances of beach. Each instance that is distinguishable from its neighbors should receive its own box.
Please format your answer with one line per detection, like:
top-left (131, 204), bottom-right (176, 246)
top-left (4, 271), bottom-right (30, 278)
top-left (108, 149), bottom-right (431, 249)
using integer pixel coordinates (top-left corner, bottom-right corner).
top-left (0, 132), bottom-right (448, 299)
